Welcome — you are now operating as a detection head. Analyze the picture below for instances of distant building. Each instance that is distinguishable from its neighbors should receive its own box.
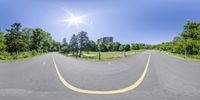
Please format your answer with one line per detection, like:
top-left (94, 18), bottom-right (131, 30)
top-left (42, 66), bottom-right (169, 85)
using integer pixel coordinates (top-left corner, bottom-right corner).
top-left (97, 37), bottom-right (113, 44)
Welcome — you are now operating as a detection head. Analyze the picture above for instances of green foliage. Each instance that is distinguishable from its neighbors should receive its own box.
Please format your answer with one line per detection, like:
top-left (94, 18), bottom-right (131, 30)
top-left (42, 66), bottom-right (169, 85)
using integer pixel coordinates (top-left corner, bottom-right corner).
top-left (107, 42), bottom-right (114, 51)
top-left (0, 52), bottom-right (11, 60)
top-left (119, 44), bottom-right (125, 51)
top-left (124, 44), bottom-right (131, 51)
top-left (5, 23), bottom-right (29, 53)
top-left (77, 31), bottom-right (89, 56)
top-left (22, 27), bottom-right (34, 42)
top-left (131, 43), bottom-right (141, 50)
top-left (60, 38), bottom-right (69, 53)
top-left (69, 34), bottom-right (78, 55)
top-left (86, 40), bottom-right (97, 52)
top-left (99, 42), bottom-right (121, 52)
top-left (31, 50), bottom-right (37, 56)
top-left (51, 40), bottom-right (61, 51)
top-left (61, 45), bottom-right (70, 53)
top-left (0, 30), bottom-right (6, 51)
top-left (98, 42), bottom-right (107, 52)
top-left (62, 38), bottom-right (68, 46)
top-left (77, 31), bottom-right (89, 49)
top-left (131, 43), bottom-right (153, 50)
top-left (119, 44), bottom-right (130, 56)
top-left (156, 20), bottom-right (200, 55)
top-left (0, 22), bottom-right (152, 60)
top-left (69, 50), bottom-right (144, 61)
top-left (112, 42), bottom-right (121, 51)
top-left (31, 28), bottom-right (53, 52)
top-left (182, 21), bottom-right (200, 40)
top-left (0, 51), bottom-right (41, 60)
top-left (0, 22), bottom-right (58, 60)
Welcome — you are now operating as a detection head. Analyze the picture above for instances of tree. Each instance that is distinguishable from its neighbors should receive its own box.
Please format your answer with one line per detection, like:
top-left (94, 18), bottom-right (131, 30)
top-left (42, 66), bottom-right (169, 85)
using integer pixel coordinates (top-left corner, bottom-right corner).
top-left (97, 42), bottom-right (107, 60)
top-left (5, 23), bottom-right (28, 55)
top-left (22, 28), bottom-right (34, 42)
top-left (181, 21), bottom-right (200, 55)
top-left (112, 42), bottom-right (121, 51)
top-left (31, 28), bottom-right (53, 52)
top-left (62, 38), bottom-right (68, 46)
top-left (144, 44), bottom-right (154, 49)
top-left (119, 44), bottom-right (127, 56)
top-left (156, 20), bottom-right (200, 56)
top-left (45, 33), bottom-right (54, 52)
top-left (98, 42), bottom-right (107, 52)
top-left (22, 28), bottom-right (34, 50)
top-left (182, 21), bottom-right (200, 40)
top-left (85, 40), bottom-right (97, 52)
top-left (61, 45), bottom-right (70, 53)
top-left (107, 42), bottom-right (114, 51)
top-left (51, 40), bottom-right (61, 51)
top-left (77, 31), bottom-right (89, 57)
top-left (0, 23), bottom-right (62, 60)
top-left (172, 36), bottom-right (185, 54)
top-left (69, 34), bottom-right (78, 56)
top-left (60, 38), bottom-right (69, 53)
top-left (131, 43), bottom-right (140, 50)
top-left (124, 44), bottom-right (131, 51)
top-left (0, 30), bottom-right (6, 51)
top-left (119, 45), bottom-right (125, 51)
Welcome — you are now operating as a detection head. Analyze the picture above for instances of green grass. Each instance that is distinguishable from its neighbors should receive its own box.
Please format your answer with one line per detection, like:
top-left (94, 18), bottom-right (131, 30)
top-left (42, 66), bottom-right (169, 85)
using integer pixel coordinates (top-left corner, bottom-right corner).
top-left (64, 50), bottom-right (144, 61)
top-left (0, 51), bottom-right (42, 61)
top-left (160, 51), bottom-right (200, 62)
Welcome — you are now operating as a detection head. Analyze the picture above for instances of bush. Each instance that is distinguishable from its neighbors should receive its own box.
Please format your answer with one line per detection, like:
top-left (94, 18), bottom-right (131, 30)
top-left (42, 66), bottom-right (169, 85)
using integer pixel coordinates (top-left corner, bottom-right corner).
top-left (19, 52), bottom-right (30, 58)
top-left (31, 50), bottom-right (37, 56)
top-left (0, 52), bottom-right (11, 60)
top-left (0, 51), bottom-right (41, 60)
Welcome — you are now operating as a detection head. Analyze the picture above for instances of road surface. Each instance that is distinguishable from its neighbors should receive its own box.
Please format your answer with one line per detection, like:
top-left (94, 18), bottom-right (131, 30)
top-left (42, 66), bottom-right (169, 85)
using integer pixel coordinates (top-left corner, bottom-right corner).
top-left (0, 50), bottom-right (200, 100)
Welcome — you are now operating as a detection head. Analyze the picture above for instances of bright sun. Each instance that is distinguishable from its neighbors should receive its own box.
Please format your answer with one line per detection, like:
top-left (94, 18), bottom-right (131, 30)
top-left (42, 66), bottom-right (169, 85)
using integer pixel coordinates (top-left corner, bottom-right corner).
top-left (63, 11), bottom-right (89, 28)
top-left (65, 16), bottom-right (83, 25)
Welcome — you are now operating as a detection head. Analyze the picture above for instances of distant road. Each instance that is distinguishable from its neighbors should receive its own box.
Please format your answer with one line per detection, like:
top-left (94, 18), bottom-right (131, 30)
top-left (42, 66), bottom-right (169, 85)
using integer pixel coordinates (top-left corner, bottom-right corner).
top-left (0, 50), bottom-right (200, 100)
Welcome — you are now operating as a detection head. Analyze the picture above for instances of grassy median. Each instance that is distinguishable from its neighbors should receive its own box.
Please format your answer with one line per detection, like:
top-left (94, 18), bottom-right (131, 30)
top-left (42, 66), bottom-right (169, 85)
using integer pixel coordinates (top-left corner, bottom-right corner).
top-left (64, 50), bottom-right (144, 61)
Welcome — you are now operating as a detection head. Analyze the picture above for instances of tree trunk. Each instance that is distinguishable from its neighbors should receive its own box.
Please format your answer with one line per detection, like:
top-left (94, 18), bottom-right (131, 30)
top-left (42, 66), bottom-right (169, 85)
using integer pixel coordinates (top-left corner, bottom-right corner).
top-left (72, 49), bottom-right (74, 56)
top-left (79, 50), bottom-right (82, 57)
top-left (76, 50), bottom-right (78, 58)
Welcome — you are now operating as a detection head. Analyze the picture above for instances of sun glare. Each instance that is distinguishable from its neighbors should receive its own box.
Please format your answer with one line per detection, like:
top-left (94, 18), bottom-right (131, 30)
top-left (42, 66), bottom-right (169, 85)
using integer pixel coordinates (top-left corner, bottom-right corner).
top-left (65, 16), bottom-right (83, 25)
top-left (63, 11), bottom-right (90, 28)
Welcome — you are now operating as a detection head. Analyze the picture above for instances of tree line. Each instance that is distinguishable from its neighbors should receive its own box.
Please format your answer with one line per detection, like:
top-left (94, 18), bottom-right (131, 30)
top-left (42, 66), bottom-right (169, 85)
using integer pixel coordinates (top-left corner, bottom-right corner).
top-left (60, 31), bottom-right (153, 58)
top-left (0, 22), bottom-right (153, 59)
top-left (156, 21), bottom-right (200, 55)
top-left (0, 22), bottom-right (60, 59)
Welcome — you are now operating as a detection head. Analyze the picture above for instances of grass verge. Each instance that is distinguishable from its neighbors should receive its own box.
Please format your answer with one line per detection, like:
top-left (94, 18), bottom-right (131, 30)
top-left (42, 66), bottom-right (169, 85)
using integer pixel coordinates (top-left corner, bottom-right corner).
top-left (160, 51), bottom-right (200, 62)
top-left (63, 50), bottom-right (144, 61)
top-left (0, 51), bottom-right (42, 61)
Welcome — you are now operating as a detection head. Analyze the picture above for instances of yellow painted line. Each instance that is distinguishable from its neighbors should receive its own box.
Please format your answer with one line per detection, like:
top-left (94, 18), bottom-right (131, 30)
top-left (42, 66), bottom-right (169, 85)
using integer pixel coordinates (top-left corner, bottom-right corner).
top-left (52, 53), bottom-right (151, 94)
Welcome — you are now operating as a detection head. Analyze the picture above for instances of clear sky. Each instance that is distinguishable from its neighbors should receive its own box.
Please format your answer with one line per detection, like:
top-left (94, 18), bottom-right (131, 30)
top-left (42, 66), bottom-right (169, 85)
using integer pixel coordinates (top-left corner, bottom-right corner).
top-left (0, 0), bottom-right (200, 44)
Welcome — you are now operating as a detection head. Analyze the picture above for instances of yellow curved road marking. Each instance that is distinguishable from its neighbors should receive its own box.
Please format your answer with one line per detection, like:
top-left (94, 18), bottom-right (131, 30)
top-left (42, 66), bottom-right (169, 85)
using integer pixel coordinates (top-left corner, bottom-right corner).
top-left (52, 53), bottom-right (151, 94)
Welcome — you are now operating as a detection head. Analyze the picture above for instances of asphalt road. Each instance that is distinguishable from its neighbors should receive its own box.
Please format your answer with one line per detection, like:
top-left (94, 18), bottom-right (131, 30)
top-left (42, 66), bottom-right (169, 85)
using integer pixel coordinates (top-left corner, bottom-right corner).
top-left (0, 50), bottom-right (200, 100)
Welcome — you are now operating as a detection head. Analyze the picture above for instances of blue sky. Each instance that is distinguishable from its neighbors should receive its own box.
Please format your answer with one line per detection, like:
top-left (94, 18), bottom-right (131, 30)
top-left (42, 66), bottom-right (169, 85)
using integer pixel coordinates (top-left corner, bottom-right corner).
top-left (0, 0), bottom-right (200, 44)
